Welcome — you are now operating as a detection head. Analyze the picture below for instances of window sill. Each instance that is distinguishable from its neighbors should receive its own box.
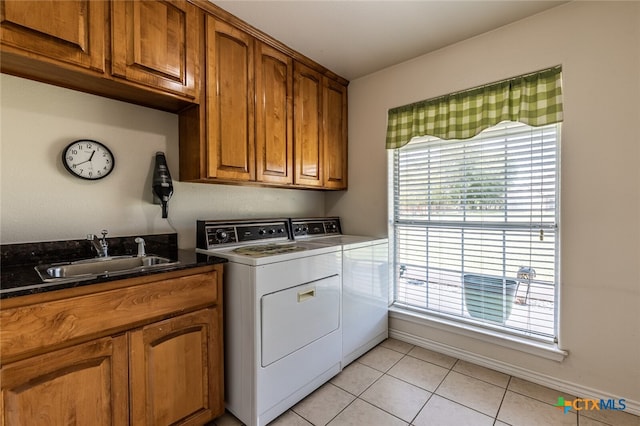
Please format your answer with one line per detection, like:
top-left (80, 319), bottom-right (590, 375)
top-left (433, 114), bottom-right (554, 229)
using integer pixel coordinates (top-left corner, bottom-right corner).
top-left (388, 305), bottom-right (568, 362)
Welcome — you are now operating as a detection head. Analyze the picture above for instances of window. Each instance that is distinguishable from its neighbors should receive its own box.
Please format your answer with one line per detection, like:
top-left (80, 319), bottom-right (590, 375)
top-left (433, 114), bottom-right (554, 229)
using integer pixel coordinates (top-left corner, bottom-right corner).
top-left (390, 121), bottom-right (559, 342)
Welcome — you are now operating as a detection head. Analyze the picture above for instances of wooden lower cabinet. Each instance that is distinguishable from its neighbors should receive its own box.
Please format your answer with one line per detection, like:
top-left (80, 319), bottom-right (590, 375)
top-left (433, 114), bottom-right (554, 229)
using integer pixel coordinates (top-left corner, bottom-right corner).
top-left (0, 266), bottom-right (224, 426)
top-left (130, 308), bottom-right (223, 426)
top-left (1, 336), bottom-right (128, 425)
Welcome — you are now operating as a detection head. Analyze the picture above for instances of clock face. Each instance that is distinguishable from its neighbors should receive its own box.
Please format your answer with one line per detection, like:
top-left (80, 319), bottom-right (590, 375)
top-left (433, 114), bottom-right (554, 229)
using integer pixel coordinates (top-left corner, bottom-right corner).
top-left (62, 140), bottom-right (115, 180)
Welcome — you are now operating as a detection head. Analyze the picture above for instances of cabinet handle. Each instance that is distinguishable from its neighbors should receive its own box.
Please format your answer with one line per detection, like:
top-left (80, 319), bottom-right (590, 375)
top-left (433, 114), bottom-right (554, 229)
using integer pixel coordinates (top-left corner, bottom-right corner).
top-left (297, 288), bottom-right (316, 303)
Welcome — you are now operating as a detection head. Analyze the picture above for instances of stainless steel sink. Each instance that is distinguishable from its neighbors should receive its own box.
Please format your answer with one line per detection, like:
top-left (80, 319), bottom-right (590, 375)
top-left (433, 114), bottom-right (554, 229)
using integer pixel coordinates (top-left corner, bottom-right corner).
top-left (35, 255), bottom-right (180, 282)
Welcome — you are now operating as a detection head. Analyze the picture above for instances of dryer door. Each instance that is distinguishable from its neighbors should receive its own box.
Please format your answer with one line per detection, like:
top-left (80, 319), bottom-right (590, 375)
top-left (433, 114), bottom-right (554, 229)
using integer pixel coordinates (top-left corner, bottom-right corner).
top-left (261, 274), bottom-right (340, 367)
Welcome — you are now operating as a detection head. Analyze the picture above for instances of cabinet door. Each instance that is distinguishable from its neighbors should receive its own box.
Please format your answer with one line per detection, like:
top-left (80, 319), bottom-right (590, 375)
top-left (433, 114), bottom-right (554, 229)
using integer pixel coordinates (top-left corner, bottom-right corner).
top-left (1, 336), bottom-right (128, 425)
top-left (255, 42), bottom-right (293, 185)
top-left (206, 16), bottom-right (255, 181)
top-left (294, 62), bottom-right (324, 187)
top-left (111, 0), bottom-right (198, 99)
top-left (130, 308), bottom-right (223, 426)
top-left (0, 0), bottom-right (106, 73)
top-left (323, 78), bottom-right (348, 189)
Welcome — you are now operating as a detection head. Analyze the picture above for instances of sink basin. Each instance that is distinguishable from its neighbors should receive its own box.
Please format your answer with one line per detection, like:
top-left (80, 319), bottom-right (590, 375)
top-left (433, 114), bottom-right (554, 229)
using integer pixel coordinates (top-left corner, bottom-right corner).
top-left (35, 255), bottom-right (180, 282)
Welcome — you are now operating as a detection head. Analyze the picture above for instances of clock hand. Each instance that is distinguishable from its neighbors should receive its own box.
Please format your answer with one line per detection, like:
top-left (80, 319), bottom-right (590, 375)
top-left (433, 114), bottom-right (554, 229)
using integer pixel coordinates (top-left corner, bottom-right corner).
top-left (73, 151), bottom-right (96, 167)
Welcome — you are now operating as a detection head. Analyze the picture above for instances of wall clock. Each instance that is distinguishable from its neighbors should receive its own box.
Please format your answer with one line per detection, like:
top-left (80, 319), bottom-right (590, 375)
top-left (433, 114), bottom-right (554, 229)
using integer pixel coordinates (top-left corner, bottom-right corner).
top-left (62, 139), bottom-right (115, 180)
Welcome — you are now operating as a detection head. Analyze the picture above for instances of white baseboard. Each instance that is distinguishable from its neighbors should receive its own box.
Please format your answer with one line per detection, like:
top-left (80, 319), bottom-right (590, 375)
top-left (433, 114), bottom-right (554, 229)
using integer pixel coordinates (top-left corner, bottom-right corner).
top-left (389, 328), bottom-right (640, 417)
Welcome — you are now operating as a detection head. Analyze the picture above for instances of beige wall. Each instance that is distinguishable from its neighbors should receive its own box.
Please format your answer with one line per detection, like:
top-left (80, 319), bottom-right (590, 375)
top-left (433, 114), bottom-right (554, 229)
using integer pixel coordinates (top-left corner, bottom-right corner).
top-left (328, 1), bottom-right (640, 410)
top-left (0, 75), bottom-right (324, 248)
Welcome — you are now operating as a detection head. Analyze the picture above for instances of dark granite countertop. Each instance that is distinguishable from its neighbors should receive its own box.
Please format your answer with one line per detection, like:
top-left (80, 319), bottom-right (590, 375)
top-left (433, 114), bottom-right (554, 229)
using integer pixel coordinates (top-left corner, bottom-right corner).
top-left (1, 233), bottom-right (226, 299)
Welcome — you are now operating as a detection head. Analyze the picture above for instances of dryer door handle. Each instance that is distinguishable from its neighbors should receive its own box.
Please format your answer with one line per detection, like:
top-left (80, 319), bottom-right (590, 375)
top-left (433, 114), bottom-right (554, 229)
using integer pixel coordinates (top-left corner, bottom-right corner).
top-left (297, 288), bottom-right (316, 303)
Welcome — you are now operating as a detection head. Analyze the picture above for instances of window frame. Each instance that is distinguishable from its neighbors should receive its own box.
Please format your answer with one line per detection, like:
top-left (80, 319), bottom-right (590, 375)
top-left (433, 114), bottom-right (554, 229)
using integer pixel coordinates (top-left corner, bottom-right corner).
top-left (388, 121), bottom-right (561, 346)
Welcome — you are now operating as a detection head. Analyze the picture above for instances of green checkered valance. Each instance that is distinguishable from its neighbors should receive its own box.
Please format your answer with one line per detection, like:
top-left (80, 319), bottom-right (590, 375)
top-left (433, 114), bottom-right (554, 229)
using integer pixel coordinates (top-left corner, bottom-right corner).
top-left (386, 66), bottom-right (563, 149)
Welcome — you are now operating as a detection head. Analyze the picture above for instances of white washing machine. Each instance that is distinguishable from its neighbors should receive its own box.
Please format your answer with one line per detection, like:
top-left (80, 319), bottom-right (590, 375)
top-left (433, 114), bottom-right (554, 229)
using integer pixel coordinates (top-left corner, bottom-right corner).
top-left (196, 218), bottom-right (342, 426)
top-left (291, 217), bottom-right (389, 367)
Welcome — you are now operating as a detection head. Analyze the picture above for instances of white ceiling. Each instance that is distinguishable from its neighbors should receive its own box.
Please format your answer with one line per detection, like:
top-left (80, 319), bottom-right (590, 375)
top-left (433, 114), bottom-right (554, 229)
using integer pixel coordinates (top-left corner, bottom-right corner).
top-left (210, 1), bottom-right (567, 81)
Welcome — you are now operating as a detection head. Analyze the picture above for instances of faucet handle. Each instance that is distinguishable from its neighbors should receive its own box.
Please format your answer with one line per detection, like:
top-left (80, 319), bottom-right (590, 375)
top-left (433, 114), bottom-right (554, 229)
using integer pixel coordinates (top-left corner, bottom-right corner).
top-left (87, 232), bottom-right (109, 257)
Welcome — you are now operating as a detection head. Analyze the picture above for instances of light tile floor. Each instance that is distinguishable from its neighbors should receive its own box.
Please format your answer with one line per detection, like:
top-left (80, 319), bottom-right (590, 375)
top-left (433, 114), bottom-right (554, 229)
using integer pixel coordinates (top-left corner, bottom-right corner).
top-left (212, 339), bottom-right (639, 426)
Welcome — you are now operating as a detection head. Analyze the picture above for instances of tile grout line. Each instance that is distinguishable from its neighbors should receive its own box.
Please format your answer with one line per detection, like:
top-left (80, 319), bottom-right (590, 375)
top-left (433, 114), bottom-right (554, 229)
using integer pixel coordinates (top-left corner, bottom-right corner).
top-left (291, 381), bottom-right (351, 426)
top-left (304, 346), bottom-right (413, 426)
top-left (393, 350), bottom-right (432, 425)
top-left (419, 356), bottom-right (510, 424)
top-left (405, 353), bottom-right (457, 425)
top-left (407, 347), bottom-right (458, 425)
top-left (336, 361), bottom-right (390, 419)
top-left (348, 349), bottom-right (431, 425)
top-left (379, 342), bottom-right (511, 425)
top-left (409, 392), bottom-right (436, 425)
top-left (430, 359), bottom-right (504, 424)
top-left (493, 375), bottom-right (514, 425)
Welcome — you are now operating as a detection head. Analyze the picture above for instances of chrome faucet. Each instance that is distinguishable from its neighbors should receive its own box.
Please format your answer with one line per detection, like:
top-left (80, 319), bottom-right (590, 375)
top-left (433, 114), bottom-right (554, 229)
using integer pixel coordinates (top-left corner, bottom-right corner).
top-left (87, 230), bottom-right (109, 257)
top-left (134, 237), bottom-right (146, 257)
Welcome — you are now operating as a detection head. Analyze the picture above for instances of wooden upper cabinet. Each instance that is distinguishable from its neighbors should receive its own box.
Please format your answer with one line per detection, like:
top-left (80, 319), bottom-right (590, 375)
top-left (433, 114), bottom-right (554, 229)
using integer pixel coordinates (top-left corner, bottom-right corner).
top-left (111, 0), bottom-right (199, 99)
top-left (294, 62), bottom-right (324, 187)
top-left (205, 16), bottom-right (255, 181)
top-left (293, 61), bottom-right (348, 189)
top-left (0, 0), bottom-right (106, 73)
top-left (255, 42), bottom-right (293, 185)
top-left (130, 308), bottom-right (223, 426)
top-left (323, 78), bottom-right (348, 189)
top-left (1, 336), bottom-right (128, 426)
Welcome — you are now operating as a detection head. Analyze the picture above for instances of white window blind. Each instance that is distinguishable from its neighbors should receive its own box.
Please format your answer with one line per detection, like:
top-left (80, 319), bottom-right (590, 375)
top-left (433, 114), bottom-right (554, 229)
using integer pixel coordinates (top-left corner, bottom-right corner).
top-left (391, 121), bottom-right (559, 342)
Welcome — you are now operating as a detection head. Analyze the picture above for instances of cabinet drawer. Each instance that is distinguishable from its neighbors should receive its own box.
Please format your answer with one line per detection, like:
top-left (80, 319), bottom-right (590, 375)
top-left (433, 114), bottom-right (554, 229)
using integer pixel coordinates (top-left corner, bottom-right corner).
top-left (0, 270), bottom-right (219, 363)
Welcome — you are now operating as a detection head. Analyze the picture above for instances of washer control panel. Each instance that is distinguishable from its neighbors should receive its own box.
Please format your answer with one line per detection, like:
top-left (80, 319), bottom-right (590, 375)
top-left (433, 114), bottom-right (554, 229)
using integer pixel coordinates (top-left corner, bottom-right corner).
top-left (291, 217), bottom-right (342, 238)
